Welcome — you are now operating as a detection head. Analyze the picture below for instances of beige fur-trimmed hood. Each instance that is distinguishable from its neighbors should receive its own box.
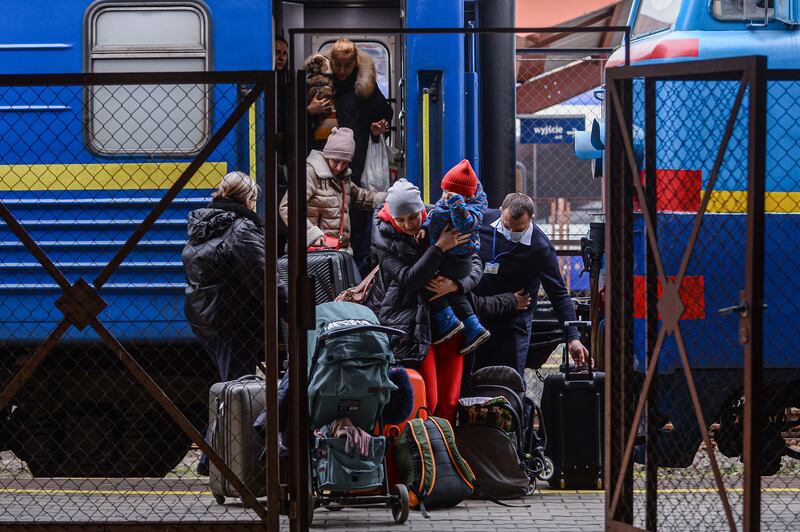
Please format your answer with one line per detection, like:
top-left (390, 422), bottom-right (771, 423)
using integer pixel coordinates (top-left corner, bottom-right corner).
top-left (305, 48), bottom-right (377, 99)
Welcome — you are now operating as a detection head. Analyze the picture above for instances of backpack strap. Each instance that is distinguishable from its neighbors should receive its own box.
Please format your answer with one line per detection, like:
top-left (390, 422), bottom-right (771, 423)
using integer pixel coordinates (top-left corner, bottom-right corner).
top-left (473, 488), bottom-right (531, 508)
top-left (407, 418), bottom-right (435, 510)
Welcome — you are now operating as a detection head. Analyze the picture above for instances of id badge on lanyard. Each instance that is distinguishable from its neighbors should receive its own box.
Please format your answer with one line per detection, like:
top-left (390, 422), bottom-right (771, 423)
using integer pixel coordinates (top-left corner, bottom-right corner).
top-left (484, 262), bottom-right (499, 275)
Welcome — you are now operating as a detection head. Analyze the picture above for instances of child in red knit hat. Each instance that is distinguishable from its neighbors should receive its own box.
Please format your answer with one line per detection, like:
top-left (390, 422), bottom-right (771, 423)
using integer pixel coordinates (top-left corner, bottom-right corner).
top-left (421, 159), bottom-right (490, 355)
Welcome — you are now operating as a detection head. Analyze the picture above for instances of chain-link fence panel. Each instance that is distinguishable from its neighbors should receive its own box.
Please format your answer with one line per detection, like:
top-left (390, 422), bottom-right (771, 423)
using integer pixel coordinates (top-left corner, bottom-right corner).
top-left (635, 75), bottom-right (749, 531)
top-left (516, 54), bottom-right (606, 297)
top-left (756, 74), bottom-right (800, 531)
top-left (0, 73), bottom-right (279, 525)
top-left (608, 58), bottom-right (800, 531)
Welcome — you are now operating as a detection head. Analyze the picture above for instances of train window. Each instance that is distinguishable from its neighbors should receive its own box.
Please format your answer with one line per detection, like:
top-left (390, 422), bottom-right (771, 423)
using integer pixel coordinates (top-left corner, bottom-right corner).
top-left (85, 2), bottom-right (210, 155)
top-left (712, 0), bottom-right (773, 21)
top-left (632, 0), bottom-right (682, 38)
top-left (319, 41), bottom-right (392, 98)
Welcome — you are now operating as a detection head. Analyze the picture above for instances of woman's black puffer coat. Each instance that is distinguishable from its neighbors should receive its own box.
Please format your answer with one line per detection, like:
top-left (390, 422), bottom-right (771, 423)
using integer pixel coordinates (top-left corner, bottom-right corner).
top-left (182, 198), bottom-right (271, 343)
top-left (371, 209), bottom-right (484, 368)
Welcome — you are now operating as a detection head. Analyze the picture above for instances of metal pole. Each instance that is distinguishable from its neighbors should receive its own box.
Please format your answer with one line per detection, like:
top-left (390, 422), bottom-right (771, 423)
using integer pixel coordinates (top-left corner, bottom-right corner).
top-left (289, 26), bottom-right (631, 37)
top-left (743, 55), bottom-right (767, 532)
top-left (289, 69), bottom-right (312, 532)
top-left (644, 77), bottom-right (658, 532)
top-left (263, 71), bottom-right (282, 531)
top-left (605, 77), bottom-right (635, 526)
top-left (478, 0), bottom-right (517, 207)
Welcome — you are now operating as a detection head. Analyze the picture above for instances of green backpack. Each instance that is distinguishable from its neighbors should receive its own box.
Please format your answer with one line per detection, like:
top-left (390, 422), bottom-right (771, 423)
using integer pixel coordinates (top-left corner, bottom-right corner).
top-left (307, 302), bottom-right (399, 430)
top-left (394, 415), bottom-right (476, 516)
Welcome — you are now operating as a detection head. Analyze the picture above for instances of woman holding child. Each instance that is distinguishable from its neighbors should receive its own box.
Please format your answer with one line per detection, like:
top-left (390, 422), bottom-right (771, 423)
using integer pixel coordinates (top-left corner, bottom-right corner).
top-left (372, 177), bottom-right (484, 422)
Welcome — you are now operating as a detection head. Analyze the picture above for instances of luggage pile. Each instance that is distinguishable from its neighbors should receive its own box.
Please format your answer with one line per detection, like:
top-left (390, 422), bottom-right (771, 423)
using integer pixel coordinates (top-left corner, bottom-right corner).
top-left (203, 251), bottom-right (605, 525)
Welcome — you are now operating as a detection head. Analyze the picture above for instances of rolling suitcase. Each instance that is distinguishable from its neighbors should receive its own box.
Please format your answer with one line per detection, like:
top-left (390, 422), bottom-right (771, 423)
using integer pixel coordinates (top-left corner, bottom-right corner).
top-left (540, 321), bottom-right (604, 489)
top-left (277, 250), bottom-right (359, 304)
top-left (208, 375), bottom-right (267, 504)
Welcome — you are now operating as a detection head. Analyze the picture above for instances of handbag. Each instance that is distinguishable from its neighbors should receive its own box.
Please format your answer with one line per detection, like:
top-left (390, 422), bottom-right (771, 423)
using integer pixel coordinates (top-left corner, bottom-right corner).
top-left (334, 265), bottom-right (379, 304)
top-left (362, 136), bottom-right (391, 192)
top-left (308, 177), bottom-right (346, 252)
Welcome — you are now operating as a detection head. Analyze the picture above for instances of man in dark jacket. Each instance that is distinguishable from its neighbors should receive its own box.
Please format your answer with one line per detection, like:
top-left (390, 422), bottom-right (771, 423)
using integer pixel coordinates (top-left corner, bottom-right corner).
top-left (182, 171), bottom-right (287, 382)
top-left (471, 193), bottom-right (589, 378)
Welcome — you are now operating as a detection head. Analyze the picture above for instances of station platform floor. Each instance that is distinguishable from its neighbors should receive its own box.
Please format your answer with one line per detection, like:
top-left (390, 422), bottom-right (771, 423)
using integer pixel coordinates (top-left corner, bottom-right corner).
top-left (3, 476), bottom-right (800, 530)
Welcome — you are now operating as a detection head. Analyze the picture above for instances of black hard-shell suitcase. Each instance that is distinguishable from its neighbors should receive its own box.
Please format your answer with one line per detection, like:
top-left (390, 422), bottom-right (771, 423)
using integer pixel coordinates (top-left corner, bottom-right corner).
top-left (208, 376), bottom-right (266, 504)
top-left (277, 251), bottom-right (360, 369)
top-left (277, 250), bottom-right (359, 304)
top-left (540, 321), bottom-right (604, 489)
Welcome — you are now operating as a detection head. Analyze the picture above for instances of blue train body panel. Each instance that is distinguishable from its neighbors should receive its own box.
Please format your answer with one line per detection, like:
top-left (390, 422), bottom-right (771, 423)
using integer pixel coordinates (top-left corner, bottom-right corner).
top-left (632, 213), bottom-right (800, 373)
top-left (0, 1), bottom-right (272, 343)
top-left (405, 0), bottom-right (465, 200)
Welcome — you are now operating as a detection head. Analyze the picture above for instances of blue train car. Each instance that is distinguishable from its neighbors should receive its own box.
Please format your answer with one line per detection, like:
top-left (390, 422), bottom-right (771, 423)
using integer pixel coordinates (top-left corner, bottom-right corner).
top-left (601, 0), bottom-right (800, 470)
top-left (1, 0), bottom-right (271, 342)
top-left (0, 0), bottom-right (273, 476)
top-left (0, 0), bottom-right (518, 478)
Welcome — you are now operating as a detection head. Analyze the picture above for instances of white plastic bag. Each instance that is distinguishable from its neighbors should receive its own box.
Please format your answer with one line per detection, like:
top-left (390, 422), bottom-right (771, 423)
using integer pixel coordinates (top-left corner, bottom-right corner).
top-left (362, 136), bottom-right (391, 192)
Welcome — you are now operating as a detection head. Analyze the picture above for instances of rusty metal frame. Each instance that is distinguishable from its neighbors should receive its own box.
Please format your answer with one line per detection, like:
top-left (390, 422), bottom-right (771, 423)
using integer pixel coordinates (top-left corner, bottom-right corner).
top-left (263, 68), bottom-right (282, 531)
top-left (604, 56), bottom-right (767, 531)
top-left (287, 69), bottom-right (313, 532)
top-left (0, 71), bottom-right (278, 525)
top-left (643, 77), bottom-right (658, 532)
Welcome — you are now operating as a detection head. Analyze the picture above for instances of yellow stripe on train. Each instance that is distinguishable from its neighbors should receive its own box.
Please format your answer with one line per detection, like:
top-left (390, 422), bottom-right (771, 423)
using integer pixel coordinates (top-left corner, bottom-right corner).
top-left (0, 162), bottom-right (228, 191)
top-left (705, 190), bottom-right (800, 213)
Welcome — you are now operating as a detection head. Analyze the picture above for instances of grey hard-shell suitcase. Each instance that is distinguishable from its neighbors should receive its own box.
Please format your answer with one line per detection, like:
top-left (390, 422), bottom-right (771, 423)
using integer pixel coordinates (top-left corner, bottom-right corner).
top-left (277, 251), bottom-right (360, 370)
top-left (208, 375), bottom-right (266, 504)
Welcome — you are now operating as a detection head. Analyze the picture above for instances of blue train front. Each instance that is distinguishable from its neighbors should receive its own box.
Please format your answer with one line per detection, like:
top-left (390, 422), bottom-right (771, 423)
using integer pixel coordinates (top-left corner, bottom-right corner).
top-left (579, 0), bottom-right (800, 470)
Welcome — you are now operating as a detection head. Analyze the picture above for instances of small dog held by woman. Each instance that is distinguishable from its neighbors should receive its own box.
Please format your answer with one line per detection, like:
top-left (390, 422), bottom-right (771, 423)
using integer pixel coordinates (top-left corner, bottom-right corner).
top-left (304, 53), bottom-right (338, 141)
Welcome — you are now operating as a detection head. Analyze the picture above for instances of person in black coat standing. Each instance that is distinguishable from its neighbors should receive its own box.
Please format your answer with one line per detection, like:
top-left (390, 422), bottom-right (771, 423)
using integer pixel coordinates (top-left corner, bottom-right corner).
top-left (471, 193), bottom-right (589, 379)
top-left (182, 171), bottom-right (287, 382)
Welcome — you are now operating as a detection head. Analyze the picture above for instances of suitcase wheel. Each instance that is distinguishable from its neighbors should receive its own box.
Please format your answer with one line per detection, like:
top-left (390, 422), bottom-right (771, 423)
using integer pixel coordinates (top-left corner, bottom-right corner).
top-left (390, 484), bottom-right (410, 524)
top-left (536, 457), bottom-right (555, 482)
top-left (526, 478), bottom-right (536, 496)
top-left (214, 495), bottom-right (225, 505)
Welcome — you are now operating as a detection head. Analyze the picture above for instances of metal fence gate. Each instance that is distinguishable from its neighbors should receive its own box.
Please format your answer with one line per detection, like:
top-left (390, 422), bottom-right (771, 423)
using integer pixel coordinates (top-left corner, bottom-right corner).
top-left (606, 56), bottom-right (800, 531)
top-left (0, 71), bottom-right (285, 529)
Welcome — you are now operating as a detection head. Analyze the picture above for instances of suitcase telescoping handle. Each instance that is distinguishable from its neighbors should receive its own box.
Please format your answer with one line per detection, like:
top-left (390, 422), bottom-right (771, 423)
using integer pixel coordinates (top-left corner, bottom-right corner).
top-left (561, 320), bottom-right (593, 379)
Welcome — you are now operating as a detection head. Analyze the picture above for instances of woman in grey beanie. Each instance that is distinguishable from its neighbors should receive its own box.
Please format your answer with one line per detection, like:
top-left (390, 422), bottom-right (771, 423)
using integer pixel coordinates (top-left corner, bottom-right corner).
top-left (279, 127), bottom-right (386, 250)
top-left (371, 179), bottom-right (483, 421)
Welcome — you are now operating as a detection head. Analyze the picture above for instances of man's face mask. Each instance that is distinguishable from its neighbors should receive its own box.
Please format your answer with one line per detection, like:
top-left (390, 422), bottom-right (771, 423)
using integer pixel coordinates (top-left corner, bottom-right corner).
top-left (499, 224), bottom-right (526, 243)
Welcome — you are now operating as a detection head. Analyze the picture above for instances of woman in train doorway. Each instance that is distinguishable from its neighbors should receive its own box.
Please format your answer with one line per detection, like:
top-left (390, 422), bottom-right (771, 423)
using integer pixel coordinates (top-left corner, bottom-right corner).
top-left (275, 35), bottom-right (291, 255)
top-left (307, 37), bottom-right (393, 275)
top-left (372, 180), bottom-right (483, 421)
